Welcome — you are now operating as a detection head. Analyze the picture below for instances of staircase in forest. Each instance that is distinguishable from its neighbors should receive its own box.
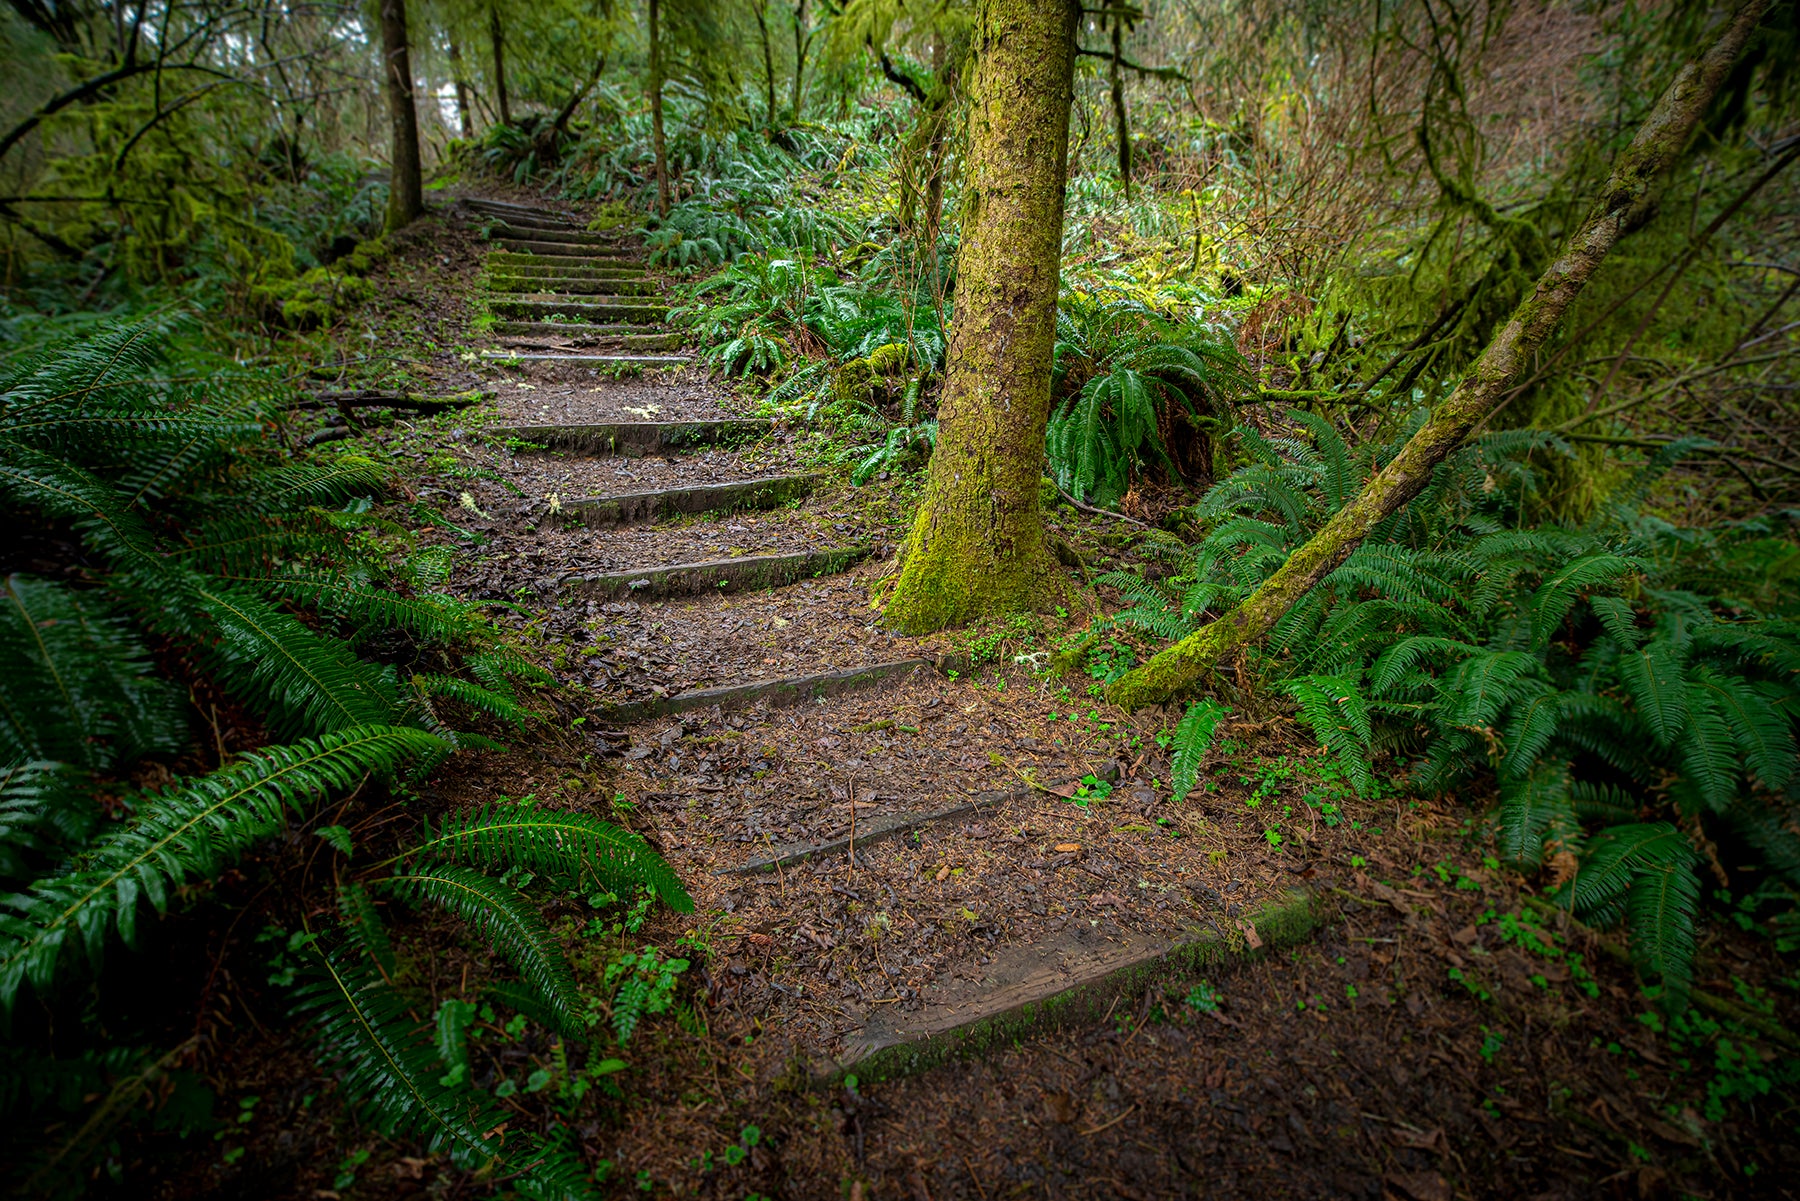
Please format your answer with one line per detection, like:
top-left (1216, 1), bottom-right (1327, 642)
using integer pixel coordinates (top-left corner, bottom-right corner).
top-left (453, 196), bottom-right (1315, 1088)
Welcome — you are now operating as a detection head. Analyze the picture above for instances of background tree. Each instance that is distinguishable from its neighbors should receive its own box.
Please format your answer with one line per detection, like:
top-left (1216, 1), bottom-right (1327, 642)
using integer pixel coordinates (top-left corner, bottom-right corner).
top-left (882, 0), bottom-right (1081, 634)
top-left (381, 0), bottom-right (425, 231)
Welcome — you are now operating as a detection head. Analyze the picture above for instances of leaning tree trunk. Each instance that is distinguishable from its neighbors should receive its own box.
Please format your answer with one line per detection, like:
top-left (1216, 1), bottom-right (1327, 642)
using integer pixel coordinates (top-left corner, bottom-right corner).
top-left (1109, 17), bottom-right (1131, 200)
top-left (754, 0), bottom-right (778, 127)
top-left (790, 0), bottom-right (811, 122)
top-left (1106, 0), bottom-right (1771, 709)
top-left (882, 0), bottom-right (1080, 635)
top-left (489, 3), bottom-right (511, 126)
top-left (380, 0), bottom-right (424, 232)
top-left (648, 0), bottom-right (670, 216)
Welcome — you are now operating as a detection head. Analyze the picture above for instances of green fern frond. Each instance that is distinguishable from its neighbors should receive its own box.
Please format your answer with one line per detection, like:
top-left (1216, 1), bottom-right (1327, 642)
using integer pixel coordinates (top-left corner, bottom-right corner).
top-left (411, 675), bottom-right (527, 726)
top-left (408, 802), bottom-right (693, 912)
top-left (189, 586), bottom-right (402, 739)
top-left (1616, 639), bottom-right (1688, 747)
top-left (0, 726), bottom-right (444, 1013)
top-left (294, 944), bottom-right (514, 1163)
top-left (1283, 675), bottom-right (1374, 795)
top-left (1494, 760), bottom-right (1574, 868)
top-left (337, 883), bottom-right (397, 979)
top-left (1169, 700), bottom-right (1228, 803)
top-left (383, 866), bottom-right (581, 1034)
top-left (1528, 553), bottom-right (1641, 650)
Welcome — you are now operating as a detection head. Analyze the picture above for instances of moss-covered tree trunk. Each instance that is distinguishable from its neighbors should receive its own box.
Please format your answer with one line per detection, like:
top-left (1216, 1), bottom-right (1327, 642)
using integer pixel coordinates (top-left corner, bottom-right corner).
top-left (883, 0), bottom-right (1080, 635)
top-left (1107, 0), bottom-right (1770, 709)
top-left (649, 0), bottom-right (670, 217)
top-left (380, 0), bottom-right (423, 232)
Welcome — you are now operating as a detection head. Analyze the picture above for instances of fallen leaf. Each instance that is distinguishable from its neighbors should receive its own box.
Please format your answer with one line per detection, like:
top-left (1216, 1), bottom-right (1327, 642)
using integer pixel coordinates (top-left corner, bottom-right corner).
top-left (1237, 919), bottom-right (1263, 950)
top-left (1043, 1090), bottom-right (1078, 1124)
top-left (1384, 1170), bottom-right (1449, 1201)
top-left (935, 864), bottom-right (951, 882)
top-left (1055, 843), bottom-right (1082, 853)
top-left (744, 932), bottom-right (772, 947)
top-left (1390, 1127), bottom-right (1448, 1155)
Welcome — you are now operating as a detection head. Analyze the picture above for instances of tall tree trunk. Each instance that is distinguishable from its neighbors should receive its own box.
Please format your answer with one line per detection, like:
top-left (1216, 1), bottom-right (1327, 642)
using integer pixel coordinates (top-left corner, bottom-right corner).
top-left (1106, 0), bottom-right (1771, 710)
top-left (1109, 17), bottom-right (1130, 200)
top-left (447, 36), bottom-right (473, 138)
top-left (380, 0), bottom-right (423, 232)
top-left (648, 0), bottom-right (669, 216)
top-left (789, 0), bottom-right (811, 122)
top-left (882, 0), bottom-right (1080, 635)
top-left (754, 0), bottom-right (778, 127)
top-left (489, 3), bottom-right (511, 126)
top-left (923, 38), bottom-right (951, 254)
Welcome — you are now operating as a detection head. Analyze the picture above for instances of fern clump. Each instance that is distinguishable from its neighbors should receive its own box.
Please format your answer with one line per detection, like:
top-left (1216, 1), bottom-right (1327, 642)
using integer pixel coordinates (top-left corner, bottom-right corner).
top-left (1121, 417), bottom-right (1800, 1003)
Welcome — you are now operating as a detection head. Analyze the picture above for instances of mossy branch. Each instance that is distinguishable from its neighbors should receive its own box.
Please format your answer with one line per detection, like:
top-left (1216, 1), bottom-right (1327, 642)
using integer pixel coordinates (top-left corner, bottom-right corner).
top-left (1107, 0), bottom-right (1772, 709)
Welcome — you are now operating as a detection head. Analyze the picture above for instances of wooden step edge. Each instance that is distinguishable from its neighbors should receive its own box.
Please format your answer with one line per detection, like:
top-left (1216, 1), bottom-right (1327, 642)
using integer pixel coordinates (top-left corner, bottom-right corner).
top-left (718, 763), bottom-right (1119, 876)
top-left (490, 302), bottom-right (670, 317)
top-left (491, 419), bottom-right (771, 453)
top-left (597, 657), bottom-right (935, 725)
top-left (477, 351), bottom-right (693, 364)
top-left (720, 786), bottom-right (1032, 877)
top-left (483, 282), bottom-right (660, 295)
top-left (494, 240), bottom-right (642, 259)
top-left (492, 326), bottom-right (679, 348)
top-left (825, 887), bottom-right (1319, 1086)
top-left (559, 545), bottom-right (869, 602)
top-left (558, 474), bottom-right (816, 525)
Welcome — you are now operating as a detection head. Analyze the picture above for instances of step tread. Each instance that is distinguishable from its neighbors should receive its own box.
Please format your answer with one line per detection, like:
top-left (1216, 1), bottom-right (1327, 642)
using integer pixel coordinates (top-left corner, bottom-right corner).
top-left (558, 545), bottom-right (869, 601)
top-left (478, 351), bottom-right (694, 363)
top-left (834, 889), bottom-right (1316, 1079)
top-left (598, 657), bottom-right (932, 723)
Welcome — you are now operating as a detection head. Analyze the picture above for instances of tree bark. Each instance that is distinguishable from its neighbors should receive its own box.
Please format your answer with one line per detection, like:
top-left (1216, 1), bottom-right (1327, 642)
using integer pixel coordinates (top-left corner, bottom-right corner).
top-left (649, 0), bottom-right (669, 216)
top-left (1106, 0), bottom-right (1771, 709)
top-left (1110, 17), bottom-right (1130, 200)
top-left (790, 0), bottom-right (812, 122)
top-left (380, 0), bottom-right (424, 232)
top-left (754, 0), bottom-right (778, 127)
top-left (882, 0), bottom-right (1080, 635)
top-left (447, 36), bottom-right (474, 137)
top-left (489, 3), bottom-right (511, 126)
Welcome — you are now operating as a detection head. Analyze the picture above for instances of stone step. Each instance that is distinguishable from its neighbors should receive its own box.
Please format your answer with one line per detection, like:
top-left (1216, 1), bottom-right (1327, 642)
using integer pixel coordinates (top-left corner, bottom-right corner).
top-left (558, 473), bottom-right (815, 526)
top-left (463, 196), bottom-right (574, 219)
top-left (832, 888), bottom-right (1317, 1082)
top-left (558, 546), bottom-right (869, 602)
top-left (493, 324), bottom-right (682, 351)
top-left (485, 276), bottom-right (660, 296)
top-left (486, 257), bottom-right (648, 280)
top-left (489, 223), bottom-right (634, 247)
top-left (492, 418), bottom-right (771, 454)
top-left (479, 351), bottom-right (693, 365)
top-left (491, 297), bottom-right (669, 322)
top-left (722, 785), bottom-right (1033, 877)
top-left (494, 238), bottom-right (642, 259)
top-left (598, 657), bottom-right (933, 724)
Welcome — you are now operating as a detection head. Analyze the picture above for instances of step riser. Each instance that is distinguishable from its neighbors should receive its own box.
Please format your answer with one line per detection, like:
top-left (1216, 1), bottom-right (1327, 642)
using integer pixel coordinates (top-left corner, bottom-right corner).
top-left (560, 474), bottom-right (815, 526)
top-left (491, 226), bottom-right (633, 247)
top-left (495, 239), bottom-right (641, 259)
top-left (464, 198), bottom-right (572, 218)
top-left (492, 420), bottom-right (770, 455)
top-left (599, 657), bottom-right (931, 724)
top-left (561, 546), bottom-right (868, 601)
top-left (486, 279), bottom-right (660, 296)
top-left (831, 889), bottom-right (1318, 1085)
top-left (486, 258), bottom-right (648, 279)
top-left (494, 325), bottom-right (682, 350)
top-left (723, 787), bottom-right (1027, 876)
top-left (480, 352), bottom-right (693, 365)
top-left (491, 302), bottom-right (669, 322)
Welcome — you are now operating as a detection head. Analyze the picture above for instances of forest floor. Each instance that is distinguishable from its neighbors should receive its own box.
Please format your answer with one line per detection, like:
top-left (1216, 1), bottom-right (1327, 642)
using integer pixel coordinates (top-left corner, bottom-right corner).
top-left (138, 192), bottom-right (1800, 1201)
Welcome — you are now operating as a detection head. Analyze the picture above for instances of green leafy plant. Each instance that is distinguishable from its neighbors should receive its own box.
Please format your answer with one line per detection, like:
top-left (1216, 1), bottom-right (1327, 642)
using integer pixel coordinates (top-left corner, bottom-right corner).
top-left (1112, 416), bottom-right (1800, 1003)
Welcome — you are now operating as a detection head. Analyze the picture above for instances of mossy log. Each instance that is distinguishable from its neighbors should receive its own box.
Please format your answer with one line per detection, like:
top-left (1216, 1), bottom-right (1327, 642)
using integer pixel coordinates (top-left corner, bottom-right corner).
top-left (1107, 0), bottom-right (1771, 710)
top-left (882, 0), bottom-right (1081, 635)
